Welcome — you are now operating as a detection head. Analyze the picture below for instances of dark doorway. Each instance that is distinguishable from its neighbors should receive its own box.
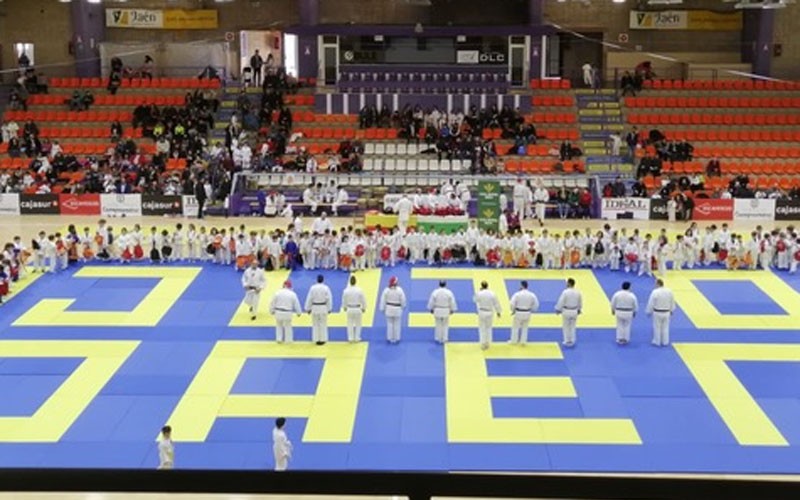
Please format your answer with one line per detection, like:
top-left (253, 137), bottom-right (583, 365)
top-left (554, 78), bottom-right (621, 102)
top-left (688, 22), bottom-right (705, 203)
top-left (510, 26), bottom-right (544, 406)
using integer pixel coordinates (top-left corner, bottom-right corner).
top-left (559, 31), bottom-right (603, 88)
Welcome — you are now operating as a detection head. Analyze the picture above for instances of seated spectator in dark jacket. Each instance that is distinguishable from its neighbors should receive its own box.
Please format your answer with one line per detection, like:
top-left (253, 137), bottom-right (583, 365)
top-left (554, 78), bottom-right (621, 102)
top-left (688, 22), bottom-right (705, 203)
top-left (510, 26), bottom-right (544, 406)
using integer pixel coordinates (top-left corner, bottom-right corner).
top-left (706, 158), bottom-right (721, 177)
top-left (620, 71), bottom-right (636, 96)
top-left (631, 179), bottom-right (647, 197)
top-left (612, 177), bottom-right (626, 197)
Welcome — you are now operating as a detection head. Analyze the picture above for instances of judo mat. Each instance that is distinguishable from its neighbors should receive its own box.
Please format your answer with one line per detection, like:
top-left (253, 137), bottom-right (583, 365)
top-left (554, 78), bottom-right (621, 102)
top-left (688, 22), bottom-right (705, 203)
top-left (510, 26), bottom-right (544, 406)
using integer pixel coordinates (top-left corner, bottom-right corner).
top-left (2, 262), bottom-right (800, 473)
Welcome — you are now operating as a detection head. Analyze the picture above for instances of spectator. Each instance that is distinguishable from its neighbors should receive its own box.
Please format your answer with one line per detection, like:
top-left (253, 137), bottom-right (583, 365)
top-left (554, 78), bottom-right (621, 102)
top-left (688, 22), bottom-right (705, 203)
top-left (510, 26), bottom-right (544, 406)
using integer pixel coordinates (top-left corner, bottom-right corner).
top-left (706, 157), bottom-right (721, 177)
top-left (140, 55), bottom-right (154, 80)
top-left (612, 176), bottom-right (626, 197)
top-left (620, 71), bottom-right (636, 96)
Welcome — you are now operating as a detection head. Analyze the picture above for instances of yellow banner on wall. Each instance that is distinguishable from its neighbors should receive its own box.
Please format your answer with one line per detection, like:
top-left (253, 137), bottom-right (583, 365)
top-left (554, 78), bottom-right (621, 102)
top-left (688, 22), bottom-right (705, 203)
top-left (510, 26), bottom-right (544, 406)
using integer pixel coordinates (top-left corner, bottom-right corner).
top-left (105, 9), bottom-right (218, 30)
top-left (629, 10), bottom-right (742, 31)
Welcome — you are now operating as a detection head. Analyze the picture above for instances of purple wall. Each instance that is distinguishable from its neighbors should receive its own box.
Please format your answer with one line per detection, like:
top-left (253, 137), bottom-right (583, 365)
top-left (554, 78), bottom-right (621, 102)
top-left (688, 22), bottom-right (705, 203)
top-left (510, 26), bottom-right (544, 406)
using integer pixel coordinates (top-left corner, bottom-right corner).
top-left (741, 10), bottom-right (774, 77)
top-left (315, 92), bottom-right (531, 114)
top-left (298, 0), bottom-right (319, 26)
top-left (298, 35), bottom-right (319, 80)
top-left (529, 0), bottom-right (543, 25)
top-left (285, 24), bottom-right (553, 38)
top-left (70, 0), bottom-right (105, 77)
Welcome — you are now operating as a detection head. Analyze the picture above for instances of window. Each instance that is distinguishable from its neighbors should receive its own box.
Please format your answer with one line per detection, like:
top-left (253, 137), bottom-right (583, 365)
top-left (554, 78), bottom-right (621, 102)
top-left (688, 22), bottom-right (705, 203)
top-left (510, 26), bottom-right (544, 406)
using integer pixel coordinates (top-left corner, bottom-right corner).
top-left (14, 43), bottom-right (35, 66)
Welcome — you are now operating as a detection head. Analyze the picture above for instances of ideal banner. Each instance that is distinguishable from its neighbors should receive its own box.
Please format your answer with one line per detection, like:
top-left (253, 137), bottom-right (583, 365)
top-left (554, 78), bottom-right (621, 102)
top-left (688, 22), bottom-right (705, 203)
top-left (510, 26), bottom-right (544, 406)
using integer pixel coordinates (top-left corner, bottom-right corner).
top-left (733, 198), bottom-right (776, 221)
top-left (0, 194), bottom-right (20, 216)
top-left (600, 198), bottom-right (651, 220)
top-left (142, 195), bottom-right (182, 216)
top-left (692, 198), bottom-right (733, 221)
top-left (19, 194), bottom-right (59, 215)
top-left (59, 194), bottom-right (101, 216)
top-left (775, 199), bottom-right (800, 221)
top-left (106, 9), bottom-right (218, 29)
top-left (100, 194), bottom-right (142, 217)
top-left (630, 10), bottom-right (742, 31)
top-left (477, 180), bottom-right (501, 232)
top-left (182, 195), bottom-right (199, 218)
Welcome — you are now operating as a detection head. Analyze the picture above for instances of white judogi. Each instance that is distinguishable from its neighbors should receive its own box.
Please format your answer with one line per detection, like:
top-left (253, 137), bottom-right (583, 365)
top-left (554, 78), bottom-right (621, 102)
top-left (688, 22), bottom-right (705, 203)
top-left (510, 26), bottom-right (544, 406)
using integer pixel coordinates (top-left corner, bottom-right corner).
top-left (157, 437), bottom-right (174, 470)
top-left (380, 285), bottom-right (407, 343)
top-left (555, 287), bottom-right (582, 345)
top-left (269, 288), bottom-right (302, 343)
top-left (610, 289), bottom-right (639, 343)
top-left (512, 182), bottom-right (529, 219)
top-left (474, 289), bottom-right (502, 348)
top-left (241, 267), bottom-right (266, 317)
top-left (272, 427), bottom-right (292, 471)
top-left (341, 284), bottom-right (367, 342)
top-left (533, 186), bottom-right (549, 222)
top-left (509, 288), bottom-right (540, 344)
top-left (427, 287), bottom-right (457, 343)
top-left (646, 286), bottom-right (675, 346)
top-left (305, 283), bottom-right (333, 342)
top-left (394, 197), bottom-right (414, 233)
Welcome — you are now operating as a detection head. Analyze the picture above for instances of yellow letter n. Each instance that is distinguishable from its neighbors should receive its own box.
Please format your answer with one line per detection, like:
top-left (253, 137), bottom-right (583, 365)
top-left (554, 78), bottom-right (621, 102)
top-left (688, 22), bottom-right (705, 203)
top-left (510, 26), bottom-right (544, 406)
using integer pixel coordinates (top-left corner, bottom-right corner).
top-left (166, 341), bottom-right (367, 443)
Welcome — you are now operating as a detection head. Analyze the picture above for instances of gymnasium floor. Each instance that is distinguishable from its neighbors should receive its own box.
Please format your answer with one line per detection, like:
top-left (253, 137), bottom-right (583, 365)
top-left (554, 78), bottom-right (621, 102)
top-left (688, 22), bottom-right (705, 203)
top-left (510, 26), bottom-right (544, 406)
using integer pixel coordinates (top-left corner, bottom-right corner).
top-left (1, 216), bottom-right (800, 474)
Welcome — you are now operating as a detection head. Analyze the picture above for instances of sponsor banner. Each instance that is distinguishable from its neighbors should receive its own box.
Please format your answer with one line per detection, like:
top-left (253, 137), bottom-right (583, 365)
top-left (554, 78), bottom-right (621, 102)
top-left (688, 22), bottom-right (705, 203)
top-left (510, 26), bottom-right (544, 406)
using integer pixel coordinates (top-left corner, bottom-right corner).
top-left (0, 194), bottom-right (20, 216)
top-left (19, 194), bottom-right (59, 215)
top-left (775, 199), bottom-right (800, 221)
top-left (601, 197), bottom-right (651, 220)
top-left (649, 198), bottom-right (668, 221)
top-left (477, 180), bottom-right (501, 232)
top-left (106, 9), bottom-right (218, 29)
top-left (100, 194), bottom-right (142, 217)
top-left (182, 195), bottom-right (199, 218)
top-left (692, 198), bottom-right (733, 221)
top-left (456, 50), bottom-right (479, 64)
top-left (142, 195), bottom-right (182, 216)
top-left (733, 198), bottom-right (775, 221)
top-left (630, 10), bottom-right (742, 31)
top-left (59, 194), bottom-right (101, 216)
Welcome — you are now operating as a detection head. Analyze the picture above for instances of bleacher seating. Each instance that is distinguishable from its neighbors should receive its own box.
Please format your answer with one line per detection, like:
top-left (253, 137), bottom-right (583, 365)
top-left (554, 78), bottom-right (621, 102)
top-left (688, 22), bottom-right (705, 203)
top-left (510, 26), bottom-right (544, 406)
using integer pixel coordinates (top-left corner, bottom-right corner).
top-left (49, 77), bottom-right (220, 90)
top-left (627, 78), bottom-right (800, 192)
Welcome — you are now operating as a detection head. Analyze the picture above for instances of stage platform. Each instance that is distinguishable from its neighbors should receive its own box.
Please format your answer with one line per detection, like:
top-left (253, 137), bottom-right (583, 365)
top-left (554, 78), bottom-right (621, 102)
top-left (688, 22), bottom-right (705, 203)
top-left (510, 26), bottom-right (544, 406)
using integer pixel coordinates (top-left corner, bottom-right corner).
top-left (1, 259), bottom-right (800, 473)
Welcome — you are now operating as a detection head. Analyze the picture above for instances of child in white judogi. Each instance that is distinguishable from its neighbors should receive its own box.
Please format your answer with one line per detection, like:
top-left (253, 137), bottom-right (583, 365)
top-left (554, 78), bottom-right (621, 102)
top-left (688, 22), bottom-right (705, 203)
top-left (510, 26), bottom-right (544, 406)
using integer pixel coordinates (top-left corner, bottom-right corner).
top-left (33, 231), bottom-right (47, 273)
top-left (790, 238), bottom-right (800, 275)
top-left (758, 234), bottom-right (773, 270)
top-left (172, 223), bottom-right (184, 261)
top-left (117, 228), bottom-right (131, 263)
top-left (638, 236), bottom-right (653, 277)
top-left (655, 236), bottom-right (669, 275)
top-left (609, 237), bottom-right (621, 271)
top-left (186, 224), bottom-right (197, 261)
top-left (624, 238), bottom-right (638, 273)
top-left (776, 234), bottom-right (790, 270)
top-left (198, 227), bottom-right (211, 262)
top-left (672, 235), bottom-right (686, 271)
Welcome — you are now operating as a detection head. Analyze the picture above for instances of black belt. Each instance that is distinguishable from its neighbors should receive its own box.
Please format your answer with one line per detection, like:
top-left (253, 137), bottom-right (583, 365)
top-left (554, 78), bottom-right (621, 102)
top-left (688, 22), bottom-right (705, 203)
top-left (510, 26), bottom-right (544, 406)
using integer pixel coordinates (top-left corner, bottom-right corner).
top-left (615, 307), bottom-right (634, 311)
top-left (515, 308), bottom-right (531, 312)
top-left (386, 302), bottom-right (402, 307)
top-left (562, 306), bottom-right (578, 310)
top-left (653, 308), bottom-right (671, 312)
top-left (312, 301), bottom-right (327, 305)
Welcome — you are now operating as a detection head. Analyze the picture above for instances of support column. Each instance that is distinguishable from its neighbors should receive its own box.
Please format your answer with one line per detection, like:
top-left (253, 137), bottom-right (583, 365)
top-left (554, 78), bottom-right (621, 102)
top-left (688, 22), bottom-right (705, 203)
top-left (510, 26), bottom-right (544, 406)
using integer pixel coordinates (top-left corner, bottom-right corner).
top-left (70, 0), bottom-right (105, 77)
top-left (742, 9), bottom-right (774, 77)
top-left (297, 0), bottom-right (320, 81)
top-left (529, 0), bottom-right (543, 26)
top-left (298, 0), bottom-right (320, 26)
